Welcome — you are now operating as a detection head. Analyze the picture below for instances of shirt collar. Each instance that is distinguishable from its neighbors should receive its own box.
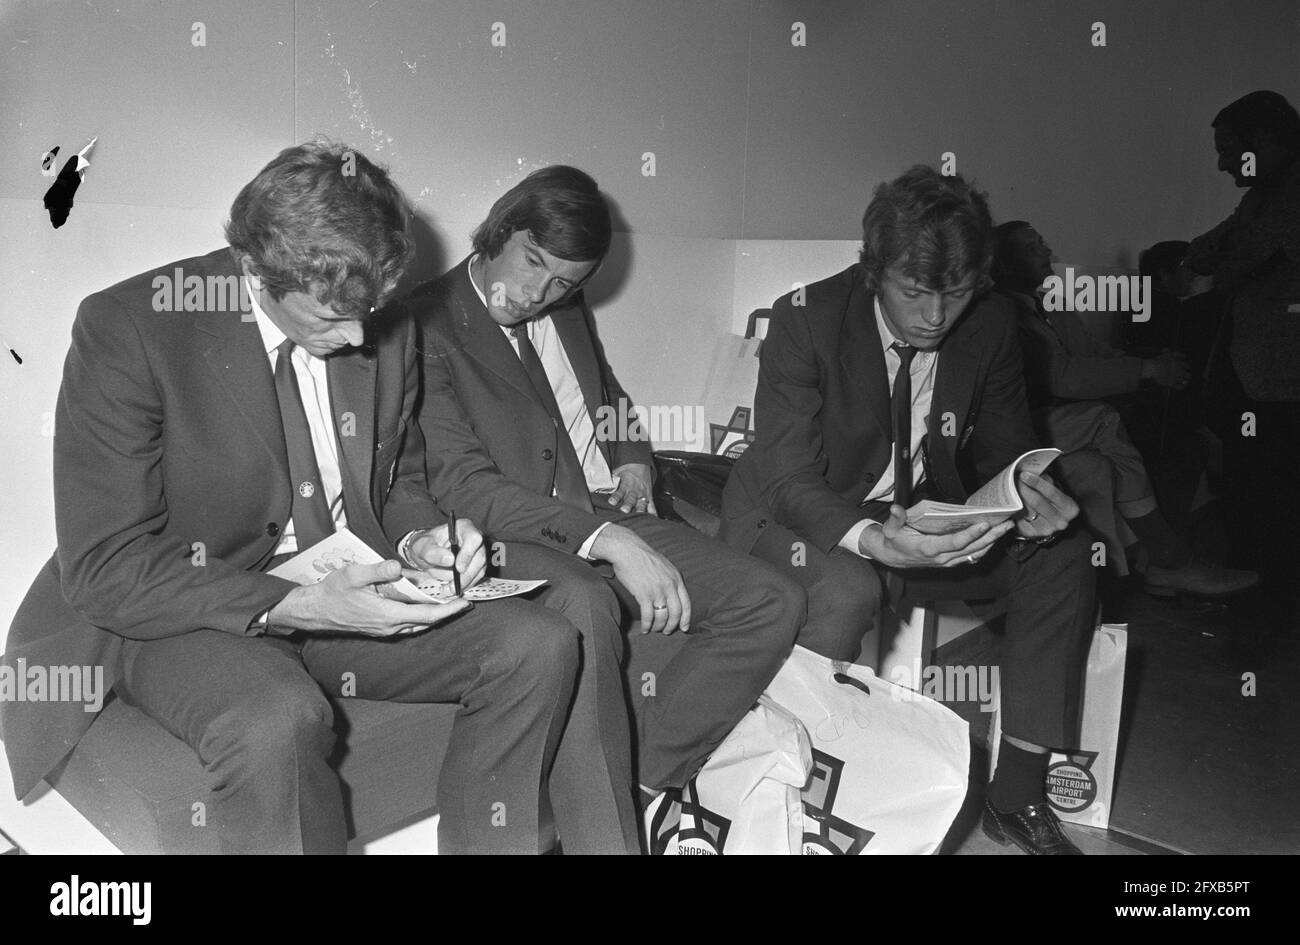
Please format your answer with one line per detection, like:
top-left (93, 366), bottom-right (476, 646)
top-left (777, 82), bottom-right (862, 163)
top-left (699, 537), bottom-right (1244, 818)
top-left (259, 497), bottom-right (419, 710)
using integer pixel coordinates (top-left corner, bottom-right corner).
top-left (247, 277), bottom-right (289, 356)
top-left (873, 296), bottom-right (906, 355)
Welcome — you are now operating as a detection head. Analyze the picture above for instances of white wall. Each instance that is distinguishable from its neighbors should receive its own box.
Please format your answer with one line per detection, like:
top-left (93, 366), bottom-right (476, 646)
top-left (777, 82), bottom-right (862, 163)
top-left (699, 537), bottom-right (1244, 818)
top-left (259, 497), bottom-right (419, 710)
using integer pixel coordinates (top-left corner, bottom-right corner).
top-left (2, 0), bottom-right (1296, 643)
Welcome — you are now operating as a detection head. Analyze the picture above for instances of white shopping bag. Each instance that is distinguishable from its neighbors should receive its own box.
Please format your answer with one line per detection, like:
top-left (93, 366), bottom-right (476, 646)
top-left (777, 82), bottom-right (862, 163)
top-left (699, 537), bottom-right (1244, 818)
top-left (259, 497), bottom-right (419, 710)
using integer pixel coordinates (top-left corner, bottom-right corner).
top-left (765, 645), bottom-right (971, 854)
top-left (700, 334), bottom-right (762, 458)
top-left (988, 623), bottom-right (1128, 828)
top-left (644, 696), bottom-right (812, 854)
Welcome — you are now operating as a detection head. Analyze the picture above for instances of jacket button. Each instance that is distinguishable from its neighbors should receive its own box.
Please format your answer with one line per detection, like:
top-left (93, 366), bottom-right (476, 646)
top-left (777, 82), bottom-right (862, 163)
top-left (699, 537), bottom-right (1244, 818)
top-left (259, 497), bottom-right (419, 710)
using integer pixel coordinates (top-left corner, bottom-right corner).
top-left (266, 522), bottom-right (280, 536)
top-left (757, 519), bottom-right (768, 528)
top-left (864, 473), bottom-right (875, 483)
top-left (542, 448), bottom-right (554, 460)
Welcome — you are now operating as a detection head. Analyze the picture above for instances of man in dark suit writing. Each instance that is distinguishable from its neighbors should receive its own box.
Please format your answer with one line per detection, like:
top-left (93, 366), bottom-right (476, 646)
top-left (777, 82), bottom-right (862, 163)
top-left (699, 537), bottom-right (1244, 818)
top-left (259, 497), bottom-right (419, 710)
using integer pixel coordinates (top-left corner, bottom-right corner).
top-left (1, 143), bottom-right (624, 854)
top-left (721, 166), bottom-right (1097, 855)
top-left (404, 166), bottom-right (805, 801)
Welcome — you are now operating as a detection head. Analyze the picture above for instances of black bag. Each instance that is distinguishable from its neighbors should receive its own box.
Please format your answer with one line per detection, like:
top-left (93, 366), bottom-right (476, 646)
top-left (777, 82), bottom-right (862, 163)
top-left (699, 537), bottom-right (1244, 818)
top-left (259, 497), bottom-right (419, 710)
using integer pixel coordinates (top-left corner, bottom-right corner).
top-left (651, 451), bottom-right (736, 537)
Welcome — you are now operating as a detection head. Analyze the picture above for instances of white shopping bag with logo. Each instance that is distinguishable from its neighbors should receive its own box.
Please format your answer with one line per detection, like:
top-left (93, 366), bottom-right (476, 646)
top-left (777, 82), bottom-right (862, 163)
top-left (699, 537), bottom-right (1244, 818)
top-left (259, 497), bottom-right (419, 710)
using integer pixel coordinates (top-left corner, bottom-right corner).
top-left (764, 645), bottom-right (971, 854)
top-left (988, 623), bottom-right (1128, 828)
top-left (644, 695), bottom-right (811, 854)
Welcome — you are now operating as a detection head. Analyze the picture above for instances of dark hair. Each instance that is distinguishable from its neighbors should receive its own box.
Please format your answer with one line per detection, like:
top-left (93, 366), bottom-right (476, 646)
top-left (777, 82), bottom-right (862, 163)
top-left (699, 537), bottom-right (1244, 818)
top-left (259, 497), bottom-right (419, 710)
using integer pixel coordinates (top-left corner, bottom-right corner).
top-left (224, 140), bottom-right (414, 320)
top-left (1138, 240), bottom-right (1190, 280)
top-left (859, 165), bottom-right (995, 294)
top-left (471, 165), bottom-right (612, 263)
top-left (1213, 90), bottom-right (1300, 155)
top-left (990, 220), bottom-right (1034, 290)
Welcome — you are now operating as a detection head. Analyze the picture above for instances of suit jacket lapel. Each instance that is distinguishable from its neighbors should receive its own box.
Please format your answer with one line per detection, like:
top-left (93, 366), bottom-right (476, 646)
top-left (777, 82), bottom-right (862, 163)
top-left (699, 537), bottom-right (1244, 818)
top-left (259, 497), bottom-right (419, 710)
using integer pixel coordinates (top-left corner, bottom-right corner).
top-left (840, 285), bottom-right (891, 445)
top-left (326, 348), bottom-right (377, 518)
top-left (447, 259), bottom-right (546, 405)
top-left (196, 261), bottom-right (284, 468)
top-left (928, 314), bottom-right (982, 466)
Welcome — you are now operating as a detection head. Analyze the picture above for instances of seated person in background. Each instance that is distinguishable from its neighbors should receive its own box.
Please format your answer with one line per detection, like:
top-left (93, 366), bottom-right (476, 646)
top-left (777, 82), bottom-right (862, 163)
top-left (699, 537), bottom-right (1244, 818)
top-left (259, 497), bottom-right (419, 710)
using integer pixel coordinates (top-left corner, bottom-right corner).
top-left (1125, 240), bottom-right (1222, 386)
top-left (0, 142), bottom-right (617, 855)
top-left (993, 220), bottom-right (1257, 599)
top-left (402, 165), bottom-right (805, 808)
top-left (1186, 89), bottom-right (1300, 627)
top-left (721, 165), bottom-right (1097, 855)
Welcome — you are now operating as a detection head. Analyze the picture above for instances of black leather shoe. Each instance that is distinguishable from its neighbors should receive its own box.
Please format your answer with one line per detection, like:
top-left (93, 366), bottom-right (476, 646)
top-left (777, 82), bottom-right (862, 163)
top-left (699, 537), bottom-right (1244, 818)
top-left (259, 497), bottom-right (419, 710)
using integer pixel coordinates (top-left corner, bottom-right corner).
top-left (981, 799), bottom-right (1084, 854)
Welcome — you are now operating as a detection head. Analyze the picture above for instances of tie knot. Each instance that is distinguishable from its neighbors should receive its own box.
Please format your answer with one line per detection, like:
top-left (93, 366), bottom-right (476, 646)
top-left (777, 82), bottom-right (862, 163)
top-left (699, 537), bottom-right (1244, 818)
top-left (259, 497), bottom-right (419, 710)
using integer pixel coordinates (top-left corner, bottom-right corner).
top-left (277, 339), bottom-right (295, 359)
top-left (892, 341), bottom-right (916, 366)
top-left (510, 324), bottom-right (528, 339)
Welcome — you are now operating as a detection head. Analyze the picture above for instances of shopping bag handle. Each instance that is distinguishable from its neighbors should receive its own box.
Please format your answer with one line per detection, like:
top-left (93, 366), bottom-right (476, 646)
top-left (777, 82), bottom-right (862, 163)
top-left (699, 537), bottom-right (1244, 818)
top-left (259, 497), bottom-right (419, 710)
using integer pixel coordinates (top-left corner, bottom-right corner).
top-left (832, 671), bottom-right (871, 697)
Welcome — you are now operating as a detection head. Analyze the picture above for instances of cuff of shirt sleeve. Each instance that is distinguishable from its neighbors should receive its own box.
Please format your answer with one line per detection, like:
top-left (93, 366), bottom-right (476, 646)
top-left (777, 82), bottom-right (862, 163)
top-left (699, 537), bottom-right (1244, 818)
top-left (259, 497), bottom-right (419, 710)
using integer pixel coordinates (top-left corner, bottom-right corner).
top-left (578, 521), bottom-right (611, 560)
top-left (840, 519), bottom-right (883, 559)
top-left (397, 529), bottom-right (421, 567)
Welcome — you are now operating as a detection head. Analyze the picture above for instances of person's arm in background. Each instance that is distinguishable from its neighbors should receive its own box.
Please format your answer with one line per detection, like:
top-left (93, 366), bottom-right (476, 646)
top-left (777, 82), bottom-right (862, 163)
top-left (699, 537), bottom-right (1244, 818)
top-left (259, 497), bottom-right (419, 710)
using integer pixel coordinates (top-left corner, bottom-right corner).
top-left (1187, 176), bottom-right (1300, 288)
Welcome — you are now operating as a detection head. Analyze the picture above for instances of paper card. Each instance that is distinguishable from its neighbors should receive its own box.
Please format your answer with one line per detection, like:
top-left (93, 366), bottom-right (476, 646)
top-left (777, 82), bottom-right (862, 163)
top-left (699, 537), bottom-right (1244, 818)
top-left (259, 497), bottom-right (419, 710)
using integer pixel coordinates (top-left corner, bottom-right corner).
top-left (269, 528), bottom-right (547, 604)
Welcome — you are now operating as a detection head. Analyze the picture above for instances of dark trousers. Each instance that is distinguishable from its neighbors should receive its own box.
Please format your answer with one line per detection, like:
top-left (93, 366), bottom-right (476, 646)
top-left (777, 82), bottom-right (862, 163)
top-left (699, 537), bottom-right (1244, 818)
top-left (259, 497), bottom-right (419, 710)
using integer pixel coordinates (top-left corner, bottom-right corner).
top-left (115, 597), bottom-right (617, 854)
top-left (504, 509), bottom-right (805, 793)
top-left (746, 522), bottom-right (1095, 750)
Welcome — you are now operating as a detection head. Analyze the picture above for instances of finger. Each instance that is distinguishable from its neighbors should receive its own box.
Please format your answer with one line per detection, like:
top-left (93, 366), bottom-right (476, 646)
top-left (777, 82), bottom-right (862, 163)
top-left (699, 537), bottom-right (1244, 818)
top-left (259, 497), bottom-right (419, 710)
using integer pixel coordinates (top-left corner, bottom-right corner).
top-left (676, 577), bottom-right (692, 633)
top-left (638, 596), bottom-right (654, 634)
top-left (415, 544), bottom-right (456, 571)
top-left (957, 520), bottom-right (1015, 555)
top-left (455, 530), bottom-right (484, 568)
top-left (1022, 481), bottom-right (1072, 531)
top-left (882, 503), bottom-right (908, 537)
top-left (347, 560), bottom-right (403, 586)
top-left (662, 590), bottom-right (683, 634)
top-left (606, 475), bottom-right (625, 506)
top-left (645, 495), bottom-right (659, 516)
top-left (463, 554), bottom-right (488, 589)
top-left (456, 538), bottom-right (485, 576)
top-left (648, 590), bottom-right (670, 633)
top-left (929, 520), bottom-right (992, 552)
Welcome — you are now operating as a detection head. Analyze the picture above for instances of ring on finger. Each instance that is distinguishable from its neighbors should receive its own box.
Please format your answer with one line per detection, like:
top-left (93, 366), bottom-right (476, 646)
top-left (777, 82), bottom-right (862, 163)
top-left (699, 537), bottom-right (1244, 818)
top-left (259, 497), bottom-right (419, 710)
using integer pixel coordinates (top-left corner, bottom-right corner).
top-left (966, 555), bottom-right (975, 565)
top-left (1026, 511), bottom-right (1039, 522)
top-left (652, 603), bottom-right (668, 611)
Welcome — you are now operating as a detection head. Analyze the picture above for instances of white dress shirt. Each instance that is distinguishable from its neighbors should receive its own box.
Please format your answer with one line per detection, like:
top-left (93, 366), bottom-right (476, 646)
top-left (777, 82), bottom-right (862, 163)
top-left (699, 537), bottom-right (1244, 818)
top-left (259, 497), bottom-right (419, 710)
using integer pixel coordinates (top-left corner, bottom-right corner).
top-left (248, 278), bottom-right (348, 555)
top-left (840, 296), bottom-right (939, 557)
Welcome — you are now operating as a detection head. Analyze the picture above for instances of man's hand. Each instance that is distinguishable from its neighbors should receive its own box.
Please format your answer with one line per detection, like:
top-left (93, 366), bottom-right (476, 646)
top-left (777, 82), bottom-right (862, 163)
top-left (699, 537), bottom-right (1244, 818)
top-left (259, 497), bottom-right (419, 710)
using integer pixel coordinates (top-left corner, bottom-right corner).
top-left (607, 463), bottom-right (656, 515)
top-left (861, 505), bottom-right (1015, 569)
top-left (405, 520), bottom-right (488, 590)
top-left (268, 561), bottom-right (471, 637)
top-left (1013, 471), bottom-right (1078, 541)
top-left (1142, 350), bottom-right (1190, 390)
top-left (590, 523), bottom-right (690, 633)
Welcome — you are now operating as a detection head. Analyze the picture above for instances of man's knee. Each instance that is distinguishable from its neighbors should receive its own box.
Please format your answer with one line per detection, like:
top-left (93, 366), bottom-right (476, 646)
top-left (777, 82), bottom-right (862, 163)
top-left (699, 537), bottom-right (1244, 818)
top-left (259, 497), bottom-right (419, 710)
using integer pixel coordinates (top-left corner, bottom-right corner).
top-left (541, 567), bottom-right (621, 633)
top-left (819, 551), bottom-right (882, 619)
top-left (740, 562), bottom-right (808, 648)
top-left (482, 610), bottom-right (581, 688)
top-left (201, 687), bottom-right (336, 780)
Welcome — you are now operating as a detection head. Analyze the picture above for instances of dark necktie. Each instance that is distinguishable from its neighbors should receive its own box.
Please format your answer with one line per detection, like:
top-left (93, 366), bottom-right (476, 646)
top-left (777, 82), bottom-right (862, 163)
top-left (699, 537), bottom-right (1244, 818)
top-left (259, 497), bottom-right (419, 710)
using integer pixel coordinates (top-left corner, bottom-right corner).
top-left (274, 340), bottom-right (336, 551)
top-left (890, 342), bottom-right (918, 507)
top-left (509, 325), bottom-right (592, 511)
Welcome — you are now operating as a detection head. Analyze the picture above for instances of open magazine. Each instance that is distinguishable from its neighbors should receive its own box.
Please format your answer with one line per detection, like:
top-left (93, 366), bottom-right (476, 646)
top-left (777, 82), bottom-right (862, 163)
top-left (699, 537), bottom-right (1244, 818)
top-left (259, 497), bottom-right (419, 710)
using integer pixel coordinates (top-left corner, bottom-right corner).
top-left (268, 527), bottom-right (547, 603)
top-left (904, 448), bottom-right (1061, 535)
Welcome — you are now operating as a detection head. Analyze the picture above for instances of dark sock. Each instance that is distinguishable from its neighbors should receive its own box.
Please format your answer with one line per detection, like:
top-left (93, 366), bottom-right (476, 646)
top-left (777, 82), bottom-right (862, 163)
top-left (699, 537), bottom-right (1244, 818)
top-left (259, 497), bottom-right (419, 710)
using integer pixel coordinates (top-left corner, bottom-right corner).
top-left (990, 739), bottom-right (1049, 811)
top-left (1125, 509), bottom-right (1192, 570)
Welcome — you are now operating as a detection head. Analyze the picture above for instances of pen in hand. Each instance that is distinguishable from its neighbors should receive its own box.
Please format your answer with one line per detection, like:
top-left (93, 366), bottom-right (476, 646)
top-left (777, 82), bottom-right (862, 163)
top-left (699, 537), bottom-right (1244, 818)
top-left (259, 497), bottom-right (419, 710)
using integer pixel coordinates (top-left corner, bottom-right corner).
top-left (448, 510), bottom-right (462, 597)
